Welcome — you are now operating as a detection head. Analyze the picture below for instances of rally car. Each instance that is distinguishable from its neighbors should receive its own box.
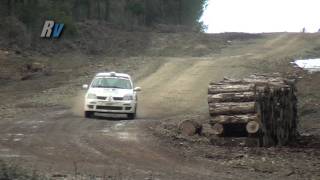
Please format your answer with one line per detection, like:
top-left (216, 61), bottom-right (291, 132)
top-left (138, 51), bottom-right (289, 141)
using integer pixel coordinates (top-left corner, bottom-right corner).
top-left (82, 72), bottom-right (141, 119)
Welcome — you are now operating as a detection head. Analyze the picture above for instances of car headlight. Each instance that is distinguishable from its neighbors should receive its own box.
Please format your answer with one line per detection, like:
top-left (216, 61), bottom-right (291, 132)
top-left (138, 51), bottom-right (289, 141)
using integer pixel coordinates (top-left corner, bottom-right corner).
top-left (123, 95), bottom-right (133, 100)
top-left (87, 93), bottom-right (97, 99)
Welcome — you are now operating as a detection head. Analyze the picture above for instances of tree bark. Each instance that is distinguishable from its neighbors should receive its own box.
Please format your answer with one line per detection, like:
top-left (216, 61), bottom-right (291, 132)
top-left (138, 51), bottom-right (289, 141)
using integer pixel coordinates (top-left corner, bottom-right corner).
top-left (209, 102), bottom-right (256, 116)
top-left (208, 92), bottom-right (255, 103)
top-left (210, 114), bottom-right (258, 124)
top-left (208, 84), bottom-right (255, 94)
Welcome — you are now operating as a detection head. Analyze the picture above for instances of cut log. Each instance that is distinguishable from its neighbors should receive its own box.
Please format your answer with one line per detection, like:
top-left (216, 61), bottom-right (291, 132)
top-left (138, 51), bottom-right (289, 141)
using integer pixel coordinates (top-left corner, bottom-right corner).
top-left (248, 73), bottom-right (282, 79)
top-left (179, 120), bottom-right (201, 136)
top-left (207, 74), bottom-right (298, 147)
top-left (243, 77), bottom-right (285, 83)
top-left (208, 84), bottom-right (255, 94)
top-left (256, 86), bottom-right (298, 146)
top-left (221, 77), bottom-right (243, 84)
top-left (201, 123), bottom-right (216, 137)
top-left (246, 121), bottom-right (260, 134)
top-left (208, 92), bottom-right (255, 103)
top-left (213, 77), bottom-right (285, 85)
top-left (212, 123), bottom-right (224, 135)
top-left (210, 114), bottom-right (258, 124)
top-left (209, 102), bottom-right (256, 115)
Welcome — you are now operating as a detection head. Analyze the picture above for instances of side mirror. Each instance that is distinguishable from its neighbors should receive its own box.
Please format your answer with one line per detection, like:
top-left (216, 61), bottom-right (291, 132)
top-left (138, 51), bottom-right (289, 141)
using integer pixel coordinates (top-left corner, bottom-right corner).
top-left (134, 87), bottom-right (142, 92)
top-left (82, 84), bottom-right (89, 89)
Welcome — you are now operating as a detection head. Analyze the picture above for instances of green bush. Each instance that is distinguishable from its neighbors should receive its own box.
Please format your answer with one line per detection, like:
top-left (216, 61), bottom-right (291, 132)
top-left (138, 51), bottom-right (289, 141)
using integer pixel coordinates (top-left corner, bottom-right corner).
top-left (127, 2), bottom-right (145, 16)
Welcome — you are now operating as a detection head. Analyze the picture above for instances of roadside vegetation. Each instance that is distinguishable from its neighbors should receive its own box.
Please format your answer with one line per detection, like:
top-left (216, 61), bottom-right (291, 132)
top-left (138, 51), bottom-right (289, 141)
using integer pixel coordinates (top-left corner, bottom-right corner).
top-left (0, 160), bottom-right (42, 180)
top-left (0, 0), bottom-right (208, 52)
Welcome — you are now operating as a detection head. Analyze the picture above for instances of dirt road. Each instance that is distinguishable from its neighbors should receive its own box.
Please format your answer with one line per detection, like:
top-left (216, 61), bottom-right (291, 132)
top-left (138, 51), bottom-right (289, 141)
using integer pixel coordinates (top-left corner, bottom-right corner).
top-left (0, 33), bottom-right (320, 179)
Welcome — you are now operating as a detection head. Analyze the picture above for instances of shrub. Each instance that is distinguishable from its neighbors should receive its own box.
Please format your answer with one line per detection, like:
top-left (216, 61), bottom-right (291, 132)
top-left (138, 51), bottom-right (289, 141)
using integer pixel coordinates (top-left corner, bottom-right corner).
top-left (0, 160), bottom-right (42, 180)
top-left (127, 2), bottom-right (145, 16)
top-left (0, 16), bottom-right (31, 49)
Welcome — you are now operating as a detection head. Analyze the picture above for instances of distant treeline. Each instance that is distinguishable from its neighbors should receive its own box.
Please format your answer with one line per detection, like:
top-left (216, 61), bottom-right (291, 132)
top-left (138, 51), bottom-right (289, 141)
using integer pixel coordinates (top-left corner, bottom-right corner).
top-left (0, 0), bottom-right (207, 36)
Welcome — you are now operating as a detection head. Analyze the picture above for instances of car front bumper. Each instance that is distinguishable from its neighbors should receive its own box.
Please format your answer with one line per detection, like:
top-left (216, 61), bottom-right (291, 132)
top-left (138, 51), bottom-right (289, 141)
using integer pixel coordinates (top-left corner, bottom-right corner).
top-left (84, 99), bottom-right (136, 114)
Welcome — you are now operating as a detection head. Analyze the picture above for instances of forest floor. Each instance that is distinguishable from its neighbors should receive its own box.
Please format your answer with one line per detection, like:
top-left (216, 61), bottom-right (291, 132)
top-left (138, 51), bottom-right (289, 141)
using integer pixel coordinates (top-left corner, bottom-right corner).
top-left (0, 32), bottom-right (320, 179)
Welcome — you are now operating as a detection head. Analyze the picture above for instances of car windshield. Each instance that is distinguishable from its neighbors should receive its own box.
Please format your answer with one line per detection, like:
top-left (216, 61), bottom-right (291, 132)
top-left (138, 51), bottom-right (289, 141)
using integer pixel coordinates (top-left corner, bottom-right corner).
top-left (91, 77), bottom-right (132, 89)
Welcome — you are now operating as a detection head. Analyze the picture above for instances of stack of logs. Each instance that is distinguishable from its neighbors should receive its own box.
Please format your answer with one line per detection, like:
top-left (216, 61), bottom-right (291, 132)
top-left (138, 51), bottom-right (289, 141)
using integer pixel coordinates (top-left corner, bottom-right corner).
top-left (178, 74), bottom-right (298, 147)
top-left (208, 74), bottom-right (298, 146)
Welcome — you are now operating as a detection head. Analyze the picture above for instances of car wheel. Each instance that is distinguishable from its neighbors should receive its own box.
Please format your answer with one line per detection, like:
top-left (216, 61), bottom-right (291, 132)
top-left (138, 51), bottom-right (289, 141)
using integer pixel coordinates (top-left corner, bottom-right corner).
top-left (127, 113), bottom-right (136, 120)
top-left (84, 111), bottom-right (94, 118)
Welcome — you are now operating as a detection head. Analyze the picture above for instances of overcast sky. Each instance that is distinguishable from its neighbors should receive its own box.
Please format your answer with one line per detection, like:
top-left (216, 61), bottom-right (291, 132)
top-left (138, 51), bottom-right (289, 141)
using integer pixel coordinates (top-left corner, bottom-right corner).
top-left (201, 0), bottom-right (320, 33)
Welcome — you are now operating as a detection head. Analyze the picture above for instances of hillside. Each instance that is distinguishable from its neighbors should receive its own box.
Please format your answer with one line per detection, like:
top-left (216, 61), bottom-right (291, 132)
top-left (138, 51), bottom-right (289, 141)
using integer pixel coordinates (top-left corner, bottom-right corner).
top-left (0, 0), bottom-right (207, 53)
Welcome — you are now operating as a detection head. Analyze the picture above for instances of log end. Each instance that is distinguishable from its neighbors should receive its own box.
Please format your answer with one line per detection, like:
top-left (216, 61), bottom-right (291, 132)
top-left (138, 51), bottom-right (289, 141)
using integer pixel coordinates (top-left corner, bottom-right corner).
top-left (212, 123), bottom-right (224, 135)
top-left (201, 123), bottom-right (216, 137)
top-left (179, 120), bottom-right (201, 136)
top-left (246, 121), bottom-right (260, 134)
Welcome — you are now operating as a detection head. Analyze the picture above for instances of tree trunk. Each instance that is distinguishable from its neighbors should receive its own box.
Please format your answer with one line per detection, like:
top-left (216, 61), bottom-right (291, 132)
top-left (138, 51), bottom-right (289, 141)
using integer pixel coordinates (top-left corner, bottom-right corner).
top-left (105, 0), bottom-right (110, 21)
top-left (178, 0), bottom-right (182, 25)
top-left (97, 0), bottom-right (101, 20)
top-left (7, 0), bottom-right (13, 16)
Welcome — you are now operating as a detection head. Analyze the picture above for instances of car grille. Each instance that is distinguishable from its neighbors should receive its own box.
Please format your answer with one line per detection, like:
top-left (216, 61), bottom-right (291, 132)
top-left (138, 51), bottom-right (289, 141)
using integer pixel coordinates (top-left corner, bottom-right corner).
top-left (113, 97), bottom-right (124, 101)
top-left (87, 105), bottom-right (94, 109)
top-left (96, 106), bottom-right (123, 110)
top-left (97, 96), bottom-right (107, 100)
top-left (125, 107), bottom-right (132, 110)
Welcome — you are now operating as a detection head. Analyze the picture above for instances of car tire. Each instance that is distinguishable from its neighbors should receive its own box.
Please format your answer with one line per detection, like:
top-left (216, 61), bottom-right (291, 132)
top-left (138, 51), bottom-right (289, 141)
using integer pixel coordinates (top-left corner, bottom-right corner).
top-left (85, 111), bottom-right (94, 118)
top-left (127, 113), bottom-right (136, 120)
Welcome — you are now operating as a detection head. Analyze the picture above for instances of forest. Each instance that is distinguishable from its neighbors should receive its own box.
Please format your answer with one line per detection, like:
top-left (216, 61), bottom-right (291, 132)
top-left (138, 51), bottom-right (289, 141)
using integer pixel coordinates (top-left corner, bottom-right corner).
top-left (0, 0), bottom-right (207, 36)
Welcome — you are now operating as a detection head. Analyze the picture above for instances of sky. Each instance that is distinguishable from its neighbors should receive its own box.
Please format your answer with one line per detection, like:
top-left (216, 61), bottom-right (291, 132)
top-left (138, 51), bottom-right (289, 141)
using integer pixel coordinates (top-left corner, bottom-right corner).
top-left (200, 0), bottom-right (320, 33)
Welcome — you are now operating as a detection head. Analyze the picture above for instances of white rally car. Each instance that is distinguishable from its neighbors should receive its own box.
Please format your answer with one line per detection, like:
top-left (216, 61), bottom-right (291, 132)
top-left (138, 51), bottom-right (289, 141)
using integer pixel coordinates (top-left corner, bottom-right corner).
top-left (82, 72), bottom-right (141, 119)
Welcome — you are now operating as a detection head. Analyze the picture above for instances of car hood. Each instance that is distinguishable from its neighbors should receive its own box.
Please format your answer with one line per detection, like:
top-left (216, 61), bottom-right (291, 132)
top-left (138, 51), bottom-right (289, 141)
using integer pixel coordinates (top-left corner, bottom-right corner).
top-left (87, 88), bottom-right (133, 97)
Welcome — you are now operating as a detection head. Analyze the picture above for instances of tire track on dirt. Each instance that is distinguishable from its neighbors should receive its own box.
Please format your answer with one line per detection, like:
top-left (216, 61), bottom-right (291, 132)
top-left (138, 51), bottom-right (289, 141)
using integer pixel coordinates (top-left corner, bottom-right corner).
top-left (1, 33), bottom-right (318, 179)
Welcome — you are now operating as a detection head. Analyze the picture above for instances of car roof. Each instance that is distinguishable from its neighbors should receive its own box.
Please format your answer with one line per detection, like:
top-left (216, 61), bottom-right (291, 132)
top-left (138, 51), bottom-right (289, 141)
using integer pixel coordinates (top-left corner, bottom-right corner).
top-left (95, 72), bottom-right (131, 79)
